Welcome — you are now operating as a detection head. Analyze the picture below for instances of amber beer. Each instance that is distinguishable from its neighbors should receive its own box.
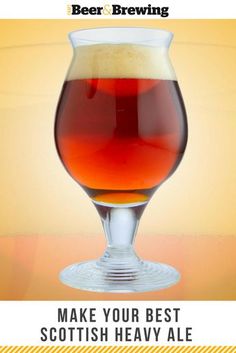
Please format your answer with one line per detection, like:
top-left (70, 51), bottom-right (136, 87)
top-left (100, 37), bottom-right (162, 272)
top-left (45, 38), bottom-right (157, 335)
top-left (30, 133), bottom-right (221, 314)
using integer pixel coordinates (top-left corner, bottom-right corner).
top-left (55, 44), bottom-right (187, 204)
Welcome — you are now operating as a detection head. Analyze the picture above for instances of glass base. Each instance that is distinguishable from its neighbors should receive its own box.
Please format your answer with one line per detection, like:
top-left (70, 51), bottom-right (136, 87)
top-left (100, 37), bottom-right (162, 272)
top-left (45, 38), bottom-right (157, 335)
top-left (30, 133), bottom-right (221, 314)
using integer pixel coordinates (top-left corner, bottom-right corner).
top-left (59, 258), bottom-right (180, 293)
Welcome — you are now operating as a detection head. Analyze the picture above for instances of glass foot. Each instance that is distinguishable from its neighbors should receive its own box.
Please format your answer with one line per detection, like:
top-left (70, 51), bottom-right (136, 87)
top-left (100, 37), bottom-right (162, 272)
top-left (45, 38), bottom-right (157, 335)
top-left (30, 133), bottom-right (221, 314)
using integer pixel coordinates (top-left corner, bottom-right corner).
top-left (59, 259), bottom-right (180, 293)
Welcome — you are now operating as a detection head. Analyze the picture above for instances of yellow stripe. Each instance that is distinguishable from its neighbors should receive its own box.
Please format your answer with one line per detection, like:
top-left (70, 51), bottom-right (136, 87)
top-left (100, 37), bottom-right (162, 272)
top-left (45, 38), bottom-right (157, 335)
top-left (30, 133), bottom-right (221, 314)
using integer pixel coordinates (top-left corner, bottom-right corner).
top-left (1, 348), bottom-right (236, 353)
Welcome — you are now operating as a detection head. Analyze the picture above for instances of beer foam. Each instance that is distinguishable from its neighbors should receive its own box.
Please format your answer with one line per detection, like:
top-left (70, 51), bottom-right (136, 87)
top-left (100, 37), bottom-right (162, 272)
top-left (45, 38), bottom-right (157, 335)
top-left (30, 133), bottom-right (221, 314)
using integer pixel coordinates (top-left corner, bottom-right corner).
top-left (67, 44), bottom-right (177, 81)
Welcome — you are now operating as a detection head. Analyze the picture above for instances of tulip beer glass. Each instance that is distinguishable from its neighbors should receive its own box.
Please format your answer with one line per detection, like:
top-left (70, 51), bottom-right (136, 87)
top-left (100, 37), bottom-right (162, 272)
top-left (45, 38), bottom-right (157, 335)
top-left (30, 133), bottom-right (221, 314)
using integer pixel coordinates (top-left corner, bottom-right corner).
top-left (55, 27), bottom-right (188, 292)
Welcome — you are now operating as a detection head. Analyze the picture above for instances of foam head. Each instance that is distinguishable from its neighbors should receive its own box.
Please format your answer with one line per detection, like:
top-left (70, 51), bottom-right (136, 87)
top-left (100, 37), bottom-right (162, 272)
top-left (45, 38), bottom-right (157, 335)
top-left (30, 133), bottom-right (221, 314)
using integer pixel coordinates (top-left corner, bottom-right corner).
top-left (67, 44), bottom-right (177, 81)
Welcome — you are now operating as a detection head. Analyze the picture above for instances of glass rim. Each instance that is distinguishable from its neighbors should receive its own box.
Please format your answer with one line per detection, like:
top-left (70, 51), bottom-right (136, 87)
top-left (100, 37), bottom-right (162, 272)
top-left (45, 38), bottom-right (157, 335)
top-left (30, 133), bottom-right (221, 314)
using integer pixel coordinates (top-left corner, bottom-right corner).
top-left (68, 27), bottom-right (173, 48)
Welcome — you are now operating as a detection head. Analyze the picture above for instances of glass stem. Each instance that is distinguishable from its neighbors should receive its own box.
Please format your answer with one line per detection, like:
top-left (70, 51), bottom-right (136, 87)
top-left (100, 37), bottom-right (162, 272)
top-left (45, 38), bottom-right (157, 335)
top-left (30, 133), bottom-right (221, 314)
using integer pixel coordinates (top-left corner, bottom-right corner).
top-left (94, 203), bottom-right (147, 266)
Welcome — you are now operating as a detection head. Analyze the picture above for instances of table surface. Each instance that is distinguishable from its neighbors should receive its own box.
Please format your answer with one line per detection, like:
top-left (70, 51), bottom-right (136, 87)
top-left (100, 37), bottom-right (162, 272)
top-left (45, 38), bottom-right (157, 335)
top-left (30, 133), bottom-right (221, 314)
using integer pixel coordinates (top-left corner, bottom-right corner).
top-left (0, 234), bottom-right (235, 300)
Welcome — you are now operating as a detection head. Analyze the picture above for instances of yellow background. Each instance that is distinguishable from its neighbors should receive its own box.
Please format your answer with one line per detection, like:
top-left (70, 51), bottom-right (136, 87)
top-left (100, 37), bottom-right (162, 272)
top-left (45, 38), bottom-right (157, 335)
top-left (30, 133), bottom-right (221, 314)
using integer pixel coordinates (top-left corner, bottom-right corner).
top-left (0, 20), bottom-right (236, 299)
top-left (0, 20), bottom-right (235, 237)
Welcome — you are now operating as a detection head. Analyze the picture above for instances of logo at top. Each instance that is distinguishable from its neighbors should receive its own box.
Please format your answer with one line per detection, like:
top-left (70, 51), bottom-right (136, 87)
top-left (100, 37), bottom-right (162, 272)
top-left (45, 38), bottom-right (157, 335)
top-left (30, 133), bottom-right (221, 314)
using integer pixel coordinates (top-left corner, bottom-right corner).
top-left (67, 4), bottom-right (169, 17)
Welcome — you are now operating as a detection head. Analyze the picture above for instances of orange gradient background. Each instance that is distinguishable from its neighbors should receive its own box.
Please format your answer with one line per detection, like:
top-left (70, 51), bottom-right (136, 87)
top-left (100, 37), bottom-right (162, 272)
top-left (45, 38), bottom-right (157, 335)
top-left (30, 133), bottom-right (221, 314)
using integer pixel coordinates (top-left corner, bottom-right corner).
top-left (0, 20), bottom-right (236, 299)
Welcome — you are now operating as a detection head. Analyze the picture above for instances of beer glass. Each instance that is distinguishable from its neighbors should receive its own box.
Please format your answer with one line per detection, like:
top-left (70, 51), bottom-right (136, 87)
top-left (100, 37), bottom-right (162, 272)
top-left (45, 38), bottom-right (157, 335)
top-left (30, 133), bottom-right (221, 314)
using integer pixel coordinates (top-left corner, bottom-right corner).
top-left (55, 27), bottom-right (188, 292)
